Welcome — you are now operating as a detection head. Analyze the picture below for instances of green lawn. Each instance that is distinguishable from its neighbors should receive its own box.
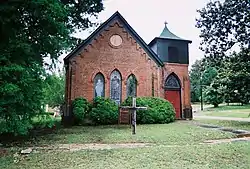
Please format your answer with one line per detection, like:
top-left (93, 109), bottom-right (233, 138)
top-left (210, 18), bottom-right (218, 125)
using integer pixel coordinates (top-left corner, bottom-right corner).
top-left (197, 104), bottom-right (250, 118)
top-left (1, 121), bottom-right (250, 169)
top-left (1, 142), bottom-right (249, 169)
top-left (21, 121), bottom-right (234, 146)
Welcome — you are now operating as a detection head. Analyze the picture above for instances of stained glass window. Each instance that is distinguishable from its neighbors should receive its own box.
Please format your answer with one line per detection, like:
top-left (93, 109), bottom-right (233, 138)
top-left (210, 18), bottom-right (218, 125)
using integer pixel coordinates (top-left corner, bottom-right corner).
top-left (110, 70), bottom-right (122, 104)
top-left (126, 74), bottom-right (137, 98)
top-left (165, 74), bottom-right (180, 89)
top-left (94, 73), bottom-right (105, 97)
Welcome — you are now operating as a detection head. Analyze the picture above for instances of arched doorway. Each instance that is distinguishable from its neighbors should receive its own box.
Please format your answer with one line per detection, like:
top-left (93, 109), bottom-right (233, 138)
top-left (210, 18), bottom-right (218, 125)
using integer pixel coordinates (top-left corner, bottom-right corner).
top-left (164, 73), bottom-right (181, 119)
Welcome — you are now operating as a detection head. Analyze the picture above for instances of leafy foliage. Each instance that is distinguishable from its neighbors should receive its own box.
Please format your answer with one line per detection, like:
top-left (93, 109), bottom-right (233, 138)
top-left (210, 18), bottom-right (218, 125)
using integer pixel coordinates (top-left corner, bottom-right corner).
top-left (191, 49), bottom-right (250, 106)
top-left (218, 49), bottom-right (250, 104)
top-left (89, 97), bottom-right (119, 125)
top-left (195, 0), bottom-right (250, 106)
top-left (0, 1), bottom-right (104, 61)
top-left (202, 67), bottom-right (218, 86)
top-left (190, 58), bottom-right (226, 107)
top-left (189, 59), bottom-right (218, 103)
top-left (122, 97), bottom-right (175, 124)
top-left (0, 63), bottom-right (44, 135)
top-left (189, 59), bottom-right (204, 102)
top-left (0, 0), bottom-right (103, 135)
top-left (72, 97), bottom-right (90, 125)
top-left (43, 72), bottom-right (65, 108)
top-left (189, 59), bottom-right (208, 102)
top-left (196, 0), bottom-right (250, 65)
top-left (32, 114), bottom-right (57, 129)
top-left (204, 79), bottom-right (224, 107)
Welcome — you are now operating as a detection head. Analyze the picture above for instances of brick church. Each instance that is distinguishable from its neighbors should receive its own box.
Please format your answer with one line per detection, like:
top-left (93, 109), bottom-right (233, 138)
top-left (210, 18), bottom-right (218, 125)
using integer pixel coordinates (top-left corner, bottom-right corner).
top-left (63, 11), bottom-right (192, 124)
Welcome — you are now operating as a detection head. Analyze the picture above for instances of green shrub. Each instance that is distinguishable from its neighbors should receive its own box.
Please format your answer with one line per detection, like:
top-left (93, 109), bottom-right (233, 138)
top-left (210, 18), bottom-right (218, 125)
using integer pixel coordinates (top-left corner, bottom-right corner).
top-left (88, 97), bottom-right (118, 125)
top-left (122, 97), bottom-right (175, 124)
top-left (0, 117), bottom-right (33, 136)
top-left (32, 114), bottom-right (55, 129)
top-left (72, 97), bottom-right (90, 124)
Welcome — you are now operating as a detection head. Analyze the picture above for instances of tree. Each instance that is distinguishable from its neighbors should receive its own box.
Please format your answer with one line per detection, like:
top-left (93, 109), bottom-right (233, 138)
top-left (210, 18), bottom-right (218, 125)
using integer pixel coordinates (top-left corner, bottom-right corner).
top-left (0, 64), bottom-right (45, 135)
top-left (43, 72), bottom-right (65, 108)
top-left (189, 59), bottom-right (204, 102)
top-left (196, 0), bottom-right (250, 65)
top-left (204, 79), bottom-right (224, 108)
top-left (190, 57), bottom-right (223, 107)
top-left (202, 67), bottom-right (218, 86)
top-left (202, 68), bottom-right (224, 107)
top-left (0, 0), bottom-right (103, 135)
top-left (196, 0), bottom-right (250, 106)
top-left (219, 49), bottom-right (250, 104)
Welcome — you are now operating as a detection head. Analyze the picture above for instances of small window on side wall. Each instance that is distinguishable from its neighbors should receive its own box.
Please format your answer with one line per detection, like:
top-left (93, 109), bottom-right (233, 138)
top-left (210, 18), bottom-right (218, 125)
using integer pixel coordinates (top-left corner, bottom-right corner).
top-left (94, 73), bottom-right (105, 98)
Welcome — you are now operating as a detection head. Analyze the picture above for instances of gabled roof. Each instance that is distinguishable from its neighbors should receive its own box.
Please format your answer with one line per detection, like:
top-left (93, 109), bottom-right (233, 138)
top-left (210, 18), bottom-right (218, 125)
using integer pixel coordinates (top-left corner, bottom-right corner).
top-left (64, 11), bottom-right (164, 67)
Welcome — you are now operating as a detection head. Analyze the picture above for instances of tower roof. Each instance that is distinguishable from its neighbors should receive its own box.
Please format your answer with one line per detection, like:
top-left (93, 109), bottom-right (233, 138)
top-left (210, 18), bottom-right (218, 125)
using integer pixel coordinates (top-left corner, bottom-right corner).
top-left (159, 23), bottom-right (183, 40)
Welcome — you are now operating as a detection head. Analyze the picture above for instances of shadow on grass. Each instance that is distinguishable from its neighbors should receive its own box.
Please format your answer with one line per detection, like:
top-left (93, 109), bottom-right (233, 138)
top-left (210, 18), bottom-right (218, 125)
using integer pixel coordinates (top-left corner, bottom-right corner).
top-left (0, 122), bottom-right (132, 147)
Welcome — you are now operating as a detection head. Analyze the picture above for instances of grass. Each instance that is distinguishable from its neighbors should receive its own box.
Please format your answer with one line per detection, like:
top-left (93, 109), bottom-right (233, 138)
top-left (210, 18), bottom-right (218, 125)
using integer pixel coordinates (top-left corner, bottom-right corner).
top-left (196, 104), bottom-right (250, 118)
top-left (1, 105), bottom-right (250, 168)
top-left (0, 121), bottom-right (249, 169)
top-left (10, 121), bottom-right (234, 146)
top-left (195, 119), bottom-right (250, 131)
top-left (1, 142), bottom-right (249, 169)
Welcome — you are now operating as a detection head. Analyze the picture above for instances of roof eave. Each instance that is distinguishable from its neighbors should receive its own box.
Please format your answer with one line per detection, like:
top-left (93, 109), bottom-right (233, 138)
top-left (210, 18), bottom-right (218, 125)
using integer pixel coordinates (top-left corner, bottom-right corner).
top-left (64, 11), bottom-right (164, 67)
top-left (117, 14), bottom-right (163, 66)
top-left (148, 38), bottom-right (157, 47)
top-left (159, 37), bottom-right (192, 43)
top-left (64, 12), bottom-right (120, 63)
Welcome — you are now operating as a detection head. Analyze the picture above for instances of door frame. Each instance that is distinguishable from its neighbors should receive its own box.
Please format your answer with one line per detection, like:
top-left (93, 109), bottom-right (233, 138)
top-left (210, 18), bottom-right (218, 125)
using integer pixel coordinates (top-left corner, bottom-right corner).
top-left (164, 73), bottom-right (182, 119)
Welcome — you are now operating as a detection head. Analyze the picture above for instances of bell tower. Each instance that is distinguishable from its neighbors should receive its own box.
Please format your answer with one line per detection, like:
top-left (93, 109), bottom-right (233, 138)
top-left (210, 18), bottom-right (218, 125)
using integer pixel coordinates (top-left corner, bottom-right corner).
top-left (149, 23), bottom-right (192, 119)
top-left (149, 23), bottom-right (192, 64)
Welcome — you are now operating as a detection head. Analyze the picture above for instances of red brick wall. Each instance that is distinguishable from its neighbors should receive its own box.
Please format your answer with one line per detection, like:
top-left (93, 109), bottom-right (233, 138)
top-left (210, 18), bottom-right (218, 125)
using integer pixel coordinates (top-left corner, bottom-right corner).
top-left (65, 19), bottom-right (192, 119)
top-left (66, 20), bottom-right (161, 103)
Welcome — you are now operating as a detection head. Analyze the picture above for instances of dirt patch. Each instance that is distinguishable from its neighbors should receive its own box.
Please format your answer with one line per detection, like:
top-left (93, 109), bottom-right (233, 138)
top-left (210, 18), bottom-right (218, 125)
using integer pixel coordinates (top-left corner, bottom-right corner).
top-left (0, 148), bottom-right (8, 157)
top-left (32, 143), bottom-right (152, 152)
top-left (191, 121), bottom-right (250, 136)
top-left (237, 133), bottom-right (250, 138)
top-left (203, 137), bottom-right (250, 144)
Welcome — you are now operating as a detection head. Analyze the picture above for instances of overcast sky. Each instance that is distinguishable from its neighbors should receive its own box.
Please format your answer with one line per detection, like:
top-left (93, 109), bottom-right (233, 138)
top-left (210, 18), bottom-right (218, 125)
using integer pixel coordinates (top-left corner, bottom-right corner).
top-left (58, 0), bottom-right (210, 70)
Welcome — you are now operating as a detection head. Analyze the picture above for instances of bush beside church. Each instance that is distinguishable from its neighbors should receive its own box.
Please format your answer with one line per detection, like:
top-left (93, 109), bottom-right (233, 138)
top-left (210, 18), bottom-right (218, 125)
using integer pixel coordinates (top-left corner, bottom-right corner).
top-left (72, 97), bottom-right (175, 125)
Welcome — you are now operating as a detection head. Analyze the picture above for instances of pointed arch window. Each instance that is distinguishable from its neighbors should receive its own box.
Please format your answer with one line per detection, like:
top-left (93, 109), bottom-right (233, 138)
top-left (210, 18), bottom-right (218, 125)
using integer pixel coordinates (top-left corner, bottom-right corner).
top-left (126, 74), bottom-right (137, 98)
top-left (94, 73), bottom-right (105, 97)
top-left (165, 74), bottom-right (181, 89)
top-left (110, 70), bottom-right (122, 104)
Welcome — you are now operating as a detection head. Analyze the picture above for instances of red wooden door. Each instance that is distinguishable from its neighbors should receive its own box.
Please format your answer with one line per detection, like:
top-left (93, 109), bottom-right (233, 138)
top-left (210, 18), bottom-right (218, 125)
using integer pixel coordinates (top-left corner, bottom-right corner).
top-left (165, 90), bottom-right (181, 119)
